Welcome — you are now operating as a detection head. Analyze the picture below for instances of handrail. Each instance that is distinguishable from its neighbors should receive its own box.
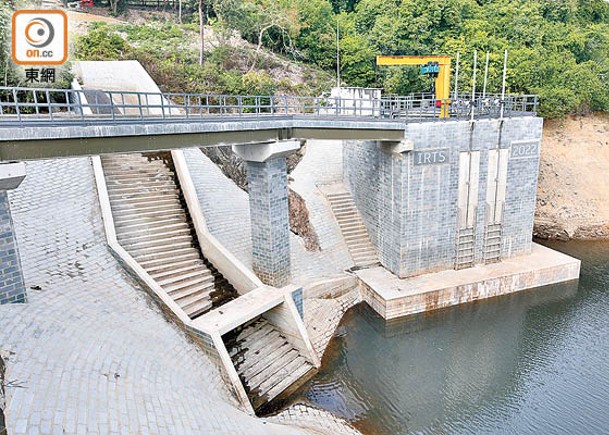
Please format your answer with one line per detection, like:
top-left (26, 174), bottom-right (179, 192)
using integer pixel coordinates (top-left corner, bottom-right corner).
top-left (0, 86), bottom-right (538, 127)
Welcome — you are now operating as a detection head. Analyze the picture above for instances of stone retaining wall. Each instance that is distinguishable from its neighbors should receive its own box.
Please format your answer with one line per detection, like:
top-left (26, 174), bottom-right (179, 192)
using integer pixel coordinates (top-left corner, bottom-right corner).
top-left (0, 191), bottom-right (26, 305)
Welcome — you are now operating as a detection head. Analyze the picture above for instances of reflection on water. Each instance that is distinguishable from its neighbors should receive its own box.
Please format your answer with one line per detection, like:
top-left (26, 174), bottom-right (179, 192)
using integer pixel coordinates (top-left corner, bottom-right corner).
top-left (292, 241), bottom-right (609, 434)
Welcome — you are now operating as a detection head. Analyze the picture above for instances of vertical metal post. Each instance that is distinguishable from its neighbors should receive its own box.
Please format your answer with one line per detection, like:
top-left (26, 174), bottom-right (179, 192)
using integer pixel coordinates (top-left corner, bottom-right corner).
top-left (75, 89), bottom-right (84, 122)
top-left (482, 51), bottom-right (490, 98)
top-left (145, 94), bottom-right (151, 117)
top-left (470, 50), bottom-right (477, 122)
top-left (64, 90), bottom-right (70, 114)
top-left (46, 90), bottom-right (53, 122)
top-left (500, 49), bottom-right (508, 120)
top-left (109, 91), bottom-right (116, 122)
top-left (336, 18), bottom-right (341, 89)
top-left (454, 52), bottom-right (460, 101)
top-left (12, 89), bottom-right (21, 124)
top-left (33, 90), bottom-right (39, 115)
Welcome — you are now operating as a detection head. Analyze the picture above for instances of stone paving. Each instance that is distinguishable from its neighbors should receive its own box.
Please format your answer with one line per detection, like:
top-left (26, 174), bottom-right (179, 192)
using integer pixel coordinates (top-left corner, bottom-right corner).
top-left (304, 290), bottom-right (361, 359)
top-left (270, 404), bottom-right (360, 435)
top-left (184, 148), bottom-right (349, 285)
top-left (0, 157), bottom-right (357, 435)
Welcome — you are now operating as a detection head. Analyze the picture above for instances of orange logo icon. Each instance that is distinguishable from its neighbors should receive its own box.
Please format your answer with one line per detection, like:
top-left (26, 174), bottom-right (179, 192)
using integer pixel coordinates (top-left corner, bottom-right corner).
top-left (12, 10), bottom-right (68, 66)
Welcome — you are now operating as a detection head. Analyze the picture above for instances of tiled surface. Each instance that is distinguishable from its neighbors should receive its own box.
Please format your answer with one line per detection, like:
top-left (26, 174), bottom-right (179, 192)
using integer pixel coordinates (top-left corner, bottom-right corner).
top-left (292, 287), bottom-right (304, 320)
top-left (0, 157), bottom-right (356, 435)
top-left (270, 404), bottom-right (360, 435)
top-left (290, 141), bottom-right (353, 269)
top-left (304, 290), bottom-right (361, 359)
top-left (344, 118), bottom-right (544, 277)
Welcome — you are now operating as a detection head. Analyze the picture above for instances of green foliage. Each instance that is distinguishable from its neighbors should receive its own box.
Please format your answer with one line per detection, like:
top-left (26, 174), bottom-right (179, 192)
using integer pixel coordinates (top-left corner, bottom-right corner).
top-left (74, 24), bottom-right (128, 61)
top-left (209, 0), bottom-right (609, 118)
top-left (0, 2), bottom-right (18, 87)
top-left (73, 20), bottom-right (331, 96)
top-left (72, 0), bottom-right (609, 118)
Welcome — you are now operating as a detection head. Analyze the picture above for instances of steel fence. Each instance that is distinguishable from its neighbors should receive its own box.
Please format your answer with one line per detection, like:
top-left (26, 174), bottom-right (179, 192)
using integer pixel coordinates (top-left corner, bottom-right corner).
top-left (0, 87), bottom-right (538, 127)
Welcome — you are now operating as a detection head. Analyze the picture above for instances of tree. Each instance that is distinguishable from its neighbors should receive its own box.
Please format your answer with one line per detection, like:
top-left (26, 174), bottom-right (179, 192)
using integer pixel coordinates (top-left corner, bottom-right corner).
top-left (198, 0), bottom-right (205, 64)
top-left (108, 0), bottom-right (127, 15)
top-left (213, 0), bottom-right (300, 70)
top-left (247, 1), bottom-right (300, 72)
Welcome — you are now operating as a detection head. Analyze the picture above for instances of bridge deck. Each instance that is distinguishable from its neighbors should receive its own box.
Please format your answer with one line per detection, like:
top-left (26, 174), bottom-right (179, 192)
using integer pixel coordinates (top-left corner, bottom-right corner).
top-left (0, 86), bottom-right (537, 161)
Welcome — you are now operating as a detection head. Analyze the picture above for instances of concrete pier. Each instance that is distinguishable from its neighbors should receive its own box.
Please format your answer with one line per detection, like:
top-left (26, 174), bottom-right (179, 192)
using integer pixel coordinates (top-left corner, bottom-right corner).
top-left (344, 117), bottom-right (544, 278)
top-left (0, 162), bottom-right (26, 305)
top-left (357, 243), bottom-right (580, 320)
top-left (233, 140), bottom-right (300, 287)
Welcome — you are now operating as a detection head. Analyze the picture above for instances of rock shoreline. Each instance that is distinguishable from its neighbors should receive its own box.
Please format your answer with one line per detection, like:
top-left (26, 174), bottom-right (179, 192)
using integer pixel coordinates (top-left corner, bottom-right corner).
top-left (534, 219), bottom-right (609, 241)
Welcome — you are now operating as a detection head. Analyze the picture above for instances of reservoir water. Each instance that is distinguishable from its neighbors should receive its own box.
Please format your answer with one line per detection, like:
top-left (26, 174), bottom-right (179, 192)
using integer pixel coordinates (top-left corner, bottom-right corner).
top-left (290, 241), bottom-right (609, 434)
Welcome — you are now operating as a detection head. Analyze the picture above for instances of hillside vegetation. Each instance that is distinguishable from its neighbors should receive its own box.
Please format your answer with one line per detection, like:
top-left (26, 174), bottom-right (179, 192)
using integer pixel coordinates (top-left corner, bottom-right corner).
top-left (72, 19), bottom-right (334, 96)
top-left (83, 0), bottom-right (609, 118)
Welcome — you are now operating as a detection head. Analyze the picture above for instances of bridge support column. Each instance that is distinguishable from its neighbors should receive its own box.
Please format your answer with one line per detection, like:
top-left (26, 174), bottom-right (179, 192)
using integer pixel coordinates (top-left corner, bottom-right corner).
top-left (233, 140), bottom-right (300, 287)
top-left (0, 162), bottom-right (27, 305)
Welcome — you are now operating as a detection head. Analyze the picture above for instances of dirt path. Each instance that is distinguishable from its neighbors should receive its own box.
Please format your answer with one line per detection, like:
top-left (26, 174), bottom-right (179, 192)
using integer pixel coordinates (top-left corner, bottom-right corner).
top-left (67, 8), bottom-right (125, 35)
top-left (535, 113), bottom-right (609, 239)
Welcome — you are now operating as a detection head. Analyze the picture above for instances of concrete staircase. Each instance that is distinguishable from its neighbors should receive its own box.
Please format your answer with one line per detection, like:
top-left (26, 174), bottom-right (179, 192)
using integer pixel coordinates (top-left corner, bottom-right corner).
top-left (455, 227), bottom-right (475, 270)
top-left (326, 191), bottom-right (379, 267)
top-left (483, 223), bottom-right (503, 264)
top-left (224, 317), bottom-right (316, 411)
top-left (101, 153), bottom-right (236, 319)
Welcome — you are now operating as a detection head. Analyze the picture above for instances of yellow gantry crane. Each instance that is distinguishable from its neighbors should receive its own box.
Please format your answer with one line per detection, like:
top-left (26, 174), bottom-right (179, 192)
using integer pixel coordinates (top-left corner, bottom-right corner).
top-left (376, 55), bottom-right (452, 118)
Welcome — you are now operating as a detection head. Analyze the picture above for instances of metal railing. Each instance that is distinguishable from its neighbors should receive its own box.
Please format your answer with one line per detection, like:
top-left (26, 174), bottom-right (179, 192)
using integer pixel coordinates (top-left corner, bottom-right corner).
top-left (0, 86), bottom-right (538, 127)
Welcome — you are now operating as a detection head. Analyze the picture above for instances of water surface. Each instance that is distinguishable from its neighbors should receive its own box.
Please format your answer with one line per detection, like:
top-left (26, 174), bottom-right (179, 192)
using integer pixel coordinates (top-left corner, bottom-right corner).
top-left (292, 241), bottom-right (609, 434)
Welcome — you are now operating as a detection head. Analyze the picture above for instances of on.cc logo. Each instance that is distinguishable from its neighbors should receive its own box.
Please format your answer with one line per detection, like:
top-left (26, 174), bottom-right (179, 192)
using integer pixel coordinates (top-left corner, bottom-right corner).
top-left (12, 10), bottom-right (68, 66)
top-left (24, 17), bottom-right (55, 49)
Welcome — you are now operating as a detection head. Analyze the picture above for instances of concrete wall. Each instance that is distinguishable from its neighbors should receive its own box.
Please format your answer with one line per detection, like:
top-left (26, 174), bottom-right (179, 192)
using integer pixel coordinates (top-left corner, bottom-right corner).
top-left (0, 191), bottom-right (26, 304)
top-left (344, 117), bottom-right (543, 278)
top-left (75, 61), bottom-right (162, 93)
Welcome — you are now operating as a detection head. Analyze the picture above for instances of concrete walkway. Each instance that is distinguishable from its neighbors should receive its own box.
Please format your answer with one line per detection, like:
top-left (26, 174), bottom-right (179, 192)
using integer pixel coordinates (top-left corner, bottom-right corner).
top-left (0, 157), bottom-right (354, 434)
top-left (358, 243), bottom-right (581, 320)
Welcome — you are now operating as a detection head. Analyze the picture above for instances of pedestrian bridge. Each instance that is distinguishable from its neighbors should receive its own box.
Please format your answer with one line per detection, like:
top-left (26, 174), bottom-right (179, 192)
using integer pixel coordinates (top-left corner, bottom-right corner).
top-left (0, 86), bottom-right (537, 161)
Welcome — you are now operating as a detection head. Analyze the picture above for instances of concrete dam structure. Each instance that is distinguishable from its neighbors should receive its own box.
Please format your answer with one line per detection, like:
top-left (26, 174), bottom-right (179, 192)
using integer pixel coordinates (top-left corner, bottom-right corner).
top-left (345, 117), bottom-right (542, 276)
top-left (0, 61), bottom-right (580, 432)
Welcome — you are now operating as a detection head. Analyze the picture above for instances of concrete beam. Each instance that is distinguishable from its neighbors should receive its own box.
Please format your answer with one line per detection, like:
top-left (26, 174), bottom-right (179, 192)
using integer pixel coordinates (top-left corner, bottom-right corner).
top-left (379, 139), bottom-right (414, 155)
top-left (232, 139), bottom-right (300, 163)
top-left (0, 118), bottom-right (407, 161)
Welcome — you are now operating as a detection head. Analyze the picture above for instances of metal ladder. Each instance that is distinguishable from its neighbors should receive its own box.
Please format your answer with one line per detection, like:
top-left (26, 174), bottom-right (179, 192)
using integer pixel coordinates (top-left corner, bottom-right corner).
top-left (483, 223), bottom-right (503, 264)
top-left (455, 227), bottom-right (475, 270)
